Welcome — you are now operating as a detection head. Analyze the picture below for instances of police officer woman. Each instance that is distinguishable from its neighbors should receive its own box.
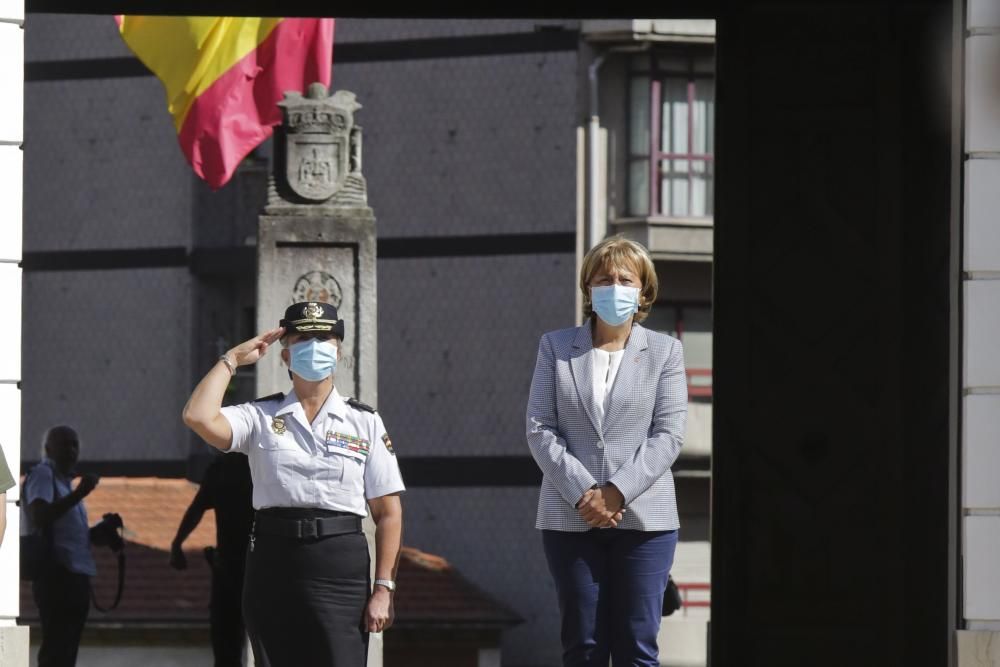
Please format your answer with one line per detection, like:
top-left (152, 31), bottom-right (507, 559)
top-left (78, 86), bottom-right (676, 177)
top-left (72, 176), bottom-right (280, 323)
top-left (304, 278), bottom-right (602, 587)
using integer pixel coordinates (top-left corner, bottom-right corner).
top-left (182, 301), bottom-right (404, 667)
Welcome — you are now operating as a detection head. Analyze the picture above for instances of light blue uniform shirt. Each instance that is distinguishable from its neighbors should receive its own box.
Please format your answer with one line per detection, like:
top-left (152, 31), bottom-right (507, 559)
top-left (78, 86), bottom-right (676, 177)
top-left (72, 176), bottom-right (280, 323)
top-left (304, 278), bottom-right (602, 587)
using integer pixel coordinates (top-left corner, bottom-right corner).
top-left (22, 459), bottom-right (97, 576)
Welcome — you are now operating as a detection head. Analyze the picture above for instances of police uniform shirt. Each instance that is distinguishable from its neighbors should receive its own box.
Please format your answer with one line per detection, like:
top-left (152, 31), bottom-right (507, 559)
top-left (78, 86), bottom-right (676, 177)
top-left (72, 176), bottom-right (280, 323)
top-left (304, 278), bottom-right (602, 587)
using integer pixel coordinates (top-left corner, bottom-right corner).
top-left (220, 388), bottom-right (404, 514)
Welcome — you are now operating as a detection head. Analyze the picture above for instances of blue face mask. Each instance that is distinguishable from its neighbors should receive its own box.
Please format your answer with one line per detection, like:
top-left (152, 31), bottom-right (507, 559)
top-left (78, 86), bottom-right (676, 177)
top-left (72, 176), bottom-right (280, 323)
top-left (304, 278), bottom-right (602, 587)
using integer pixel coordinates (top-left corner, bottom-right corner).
top-left (289, 338), bottom-right (338, 382)
top-left (591, 285), bottom-right (640, 326)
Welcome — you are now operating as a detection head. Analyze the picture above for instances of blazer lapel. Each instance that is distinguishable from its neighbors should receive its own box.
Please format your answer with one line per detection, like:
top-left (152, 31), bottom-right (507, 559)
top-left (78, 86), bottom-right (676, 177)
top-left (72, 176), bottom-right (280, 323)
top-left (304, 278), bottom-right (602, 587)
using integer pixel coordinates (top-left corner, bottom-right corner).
top-left (602, 324), bottom-right (650, 434)
top-left (569, 324), bottom-right (602, 436)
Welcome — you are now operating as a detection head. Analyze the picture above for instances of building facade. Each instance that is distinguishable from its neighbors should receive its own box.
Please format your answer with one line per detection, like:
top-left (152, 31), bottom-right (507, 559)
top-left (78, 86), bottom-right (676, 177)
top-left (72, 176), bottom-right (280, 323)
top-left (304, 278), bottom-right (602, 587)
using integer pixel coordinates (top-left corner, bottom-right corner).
top-left (16, 16), bottom-right (714, 667)
top-left (5, 3), bottom-right (999, 666)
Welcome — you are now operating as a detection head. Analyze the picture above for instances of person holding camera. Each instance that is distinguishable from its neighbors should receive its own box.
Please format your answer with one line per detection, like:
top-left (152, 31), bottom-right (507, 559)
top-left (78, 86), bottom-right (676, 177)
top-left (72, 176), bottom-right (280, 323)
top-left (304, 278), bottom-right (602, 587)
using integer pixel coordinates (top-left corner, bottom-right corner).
top-left (183, 301), bottom-right (405, 667)
top-left (22, 425), bottom-right (101, 667)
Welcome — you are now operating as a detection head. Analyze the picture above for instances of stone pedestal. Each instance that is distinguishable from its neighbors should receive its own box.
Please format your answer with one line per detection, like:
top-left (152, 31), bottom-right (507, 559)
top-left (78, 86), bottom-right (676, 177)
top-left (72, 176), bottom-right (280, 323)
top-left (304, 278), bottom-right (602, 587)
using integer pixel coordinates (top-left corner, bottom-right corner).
top-left (255, 210), bottom-right (377, 405)
top-left (254, 84), bottom-right (382, 667)
top-left (0, 626), bottom-right (30, 666)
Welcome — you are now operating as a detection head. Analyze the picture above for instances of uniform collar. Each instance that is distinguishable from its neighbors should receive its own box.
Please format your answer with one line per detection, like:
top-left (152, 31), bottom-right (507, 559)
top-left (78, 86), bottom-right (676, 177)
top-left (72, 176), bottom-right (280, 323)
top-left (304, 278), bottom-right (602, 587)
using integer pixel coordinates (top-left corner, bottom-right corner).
top-left (324, 386), bottom-right (348, 421)
top-left (276, 386), bottom-right (347, 423)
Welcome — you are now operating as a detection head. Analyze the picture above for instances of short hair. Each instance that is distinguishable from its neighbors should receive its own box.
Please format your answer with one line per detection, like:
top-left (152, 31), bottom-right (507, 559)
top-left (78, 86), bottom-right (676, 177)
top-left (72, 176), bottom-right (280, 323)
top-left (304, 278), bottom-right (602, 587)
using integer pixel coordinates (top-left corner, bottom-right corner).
top-left (579, 235), bottom-right (658, 323)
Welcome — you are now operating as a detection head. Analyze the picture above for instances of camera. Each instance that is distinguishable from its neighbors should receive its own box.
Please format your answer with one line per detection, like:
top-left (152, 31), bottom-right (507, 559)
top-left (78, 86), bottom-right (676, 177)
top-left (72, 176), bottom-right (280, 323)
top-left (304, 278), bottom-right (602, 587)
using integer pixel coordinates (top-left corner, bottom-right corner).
top-left (90, 512), bottom-right (125, 552)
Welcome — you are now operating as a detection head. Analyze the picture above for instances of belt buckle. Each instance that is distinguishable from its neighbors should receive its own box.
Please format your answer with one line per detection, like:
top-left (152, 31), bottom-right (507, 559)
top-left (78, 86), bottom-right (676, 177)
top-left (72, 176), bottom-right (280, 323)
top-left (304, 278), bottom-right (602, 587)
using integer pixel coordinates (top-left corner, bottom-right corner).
top-left (299, 518), bottom-right (318, 539)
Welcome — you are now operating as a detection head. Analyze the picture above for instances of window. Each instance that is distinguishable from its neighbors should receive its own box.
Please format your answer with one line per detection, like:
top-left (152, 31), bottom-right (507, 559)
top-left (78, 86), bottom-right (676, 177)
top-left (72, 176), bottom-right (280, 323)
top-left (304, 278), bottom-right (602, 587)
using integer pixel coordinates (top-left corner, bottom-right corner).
top-left (643, 301), bottom-right (713, 398)
top-left (628, 49), bottom-right (715, 218)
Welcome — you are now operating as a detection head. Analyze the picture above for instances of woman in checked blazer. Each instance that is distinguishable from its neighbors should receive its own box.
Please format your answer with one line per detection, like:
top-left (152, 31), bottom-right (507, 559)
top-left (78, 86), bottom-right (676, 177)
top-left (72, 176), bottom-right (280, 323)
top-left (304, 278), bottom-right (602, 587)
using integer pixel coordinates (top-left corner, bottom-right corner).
top-left (526, 235), bottom-right (687, 667)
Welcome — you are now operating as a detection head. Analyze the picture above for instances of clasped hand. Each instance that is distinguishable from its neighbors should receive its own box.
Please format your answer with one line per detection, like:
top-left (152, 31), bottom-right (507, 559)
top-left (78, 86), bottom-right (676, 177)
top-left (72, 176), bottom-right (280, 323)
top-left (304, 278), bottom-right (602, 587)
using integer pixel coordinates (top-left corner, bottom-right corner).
top-left (576, 484), bottom-right (626, 528)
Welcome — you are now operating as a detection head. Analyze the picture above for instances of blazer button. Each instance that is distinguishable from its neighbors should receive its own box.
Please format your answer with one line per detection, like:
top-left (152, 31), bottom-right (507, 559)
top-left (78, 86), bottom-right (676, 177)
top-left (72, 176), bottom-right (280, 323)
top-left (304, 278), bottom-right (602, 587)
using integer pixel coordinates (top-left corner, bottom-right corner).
top-left (596, 440), bottom-right (605, 449)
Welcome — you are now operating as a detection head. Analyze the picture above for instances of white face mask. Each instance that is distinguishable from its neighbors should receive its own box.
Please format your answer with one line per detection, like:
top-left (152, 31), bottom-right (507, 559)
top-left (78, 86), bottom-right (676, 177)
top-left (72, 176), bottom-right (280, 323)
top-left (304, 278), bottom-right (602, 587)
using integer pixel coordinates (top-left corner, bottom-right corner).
top-left (591, 285), bottom-right (640, 325)
top-left (289, 338), bottom-right (338, 381)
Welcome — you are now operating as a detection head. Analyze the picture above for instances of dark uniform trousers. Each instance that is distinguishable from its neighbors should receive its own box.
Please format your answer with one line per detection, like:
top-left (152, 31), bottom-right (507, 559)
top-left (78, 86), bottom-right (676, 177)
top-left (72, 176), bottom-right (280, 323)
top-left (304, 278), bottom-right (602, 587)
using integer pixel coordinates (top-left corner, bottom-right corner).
top-left (209, 552), bottom-right (247, 667)
top-left (242, 509), bottom-right (370, 667)
top-left (32, 562), bottom-right (91, 667)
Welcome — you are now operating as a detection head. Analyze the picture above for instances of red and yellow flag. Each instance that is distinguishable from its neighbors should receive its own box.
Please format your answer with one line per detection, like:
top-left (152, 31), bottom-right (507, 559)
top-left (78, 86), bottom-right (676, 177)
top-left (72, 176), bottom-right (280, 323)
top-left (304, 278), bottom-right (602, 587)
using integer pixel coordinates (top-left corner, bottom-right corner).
top-left (115, 16), bottom-right (334, 190)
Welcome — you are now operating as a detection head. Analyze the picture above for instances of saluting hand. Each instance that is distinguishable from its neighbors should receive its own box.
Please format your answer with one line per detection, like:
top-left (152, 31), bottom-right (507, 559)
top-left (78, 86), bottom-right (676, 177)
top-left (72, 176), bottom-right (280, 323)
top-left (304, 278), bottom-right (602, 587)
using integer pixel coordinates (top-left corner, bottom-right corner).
top-left (226, 327), bottom-right (285, 367)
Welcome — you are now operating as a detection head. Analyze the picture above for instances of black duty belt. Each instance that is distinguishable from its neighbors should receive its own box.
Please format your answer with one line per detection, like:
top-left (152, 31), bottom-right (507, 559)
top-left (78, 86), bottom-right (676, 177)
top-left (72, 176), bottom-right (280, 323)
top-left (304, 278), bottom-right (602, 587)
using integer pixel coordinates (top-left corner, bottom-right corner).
top-left (254, 513), bottom-right (362, 539)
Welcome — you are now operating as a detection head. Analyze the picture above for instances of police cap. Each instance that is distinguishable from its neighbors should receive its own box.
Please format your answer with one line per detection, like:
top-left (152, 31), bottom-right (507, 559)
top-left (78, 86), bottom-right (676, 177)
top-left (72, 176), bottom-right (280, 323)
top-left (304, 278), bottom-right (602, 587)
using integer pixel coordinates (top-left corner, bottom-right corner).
top-left (279, 301), bottom-right (345, 340)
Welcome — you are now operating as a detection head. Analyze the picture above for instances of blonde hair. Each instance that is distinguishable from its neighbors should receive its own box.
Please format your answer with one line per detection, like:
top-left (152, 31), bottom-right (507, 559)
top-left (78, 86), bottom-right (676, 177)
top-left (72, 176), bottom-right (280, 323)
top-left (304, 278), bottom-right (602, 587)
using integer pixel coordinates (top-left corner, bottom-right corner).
top-left (580, 235), bottom-right (658, 323)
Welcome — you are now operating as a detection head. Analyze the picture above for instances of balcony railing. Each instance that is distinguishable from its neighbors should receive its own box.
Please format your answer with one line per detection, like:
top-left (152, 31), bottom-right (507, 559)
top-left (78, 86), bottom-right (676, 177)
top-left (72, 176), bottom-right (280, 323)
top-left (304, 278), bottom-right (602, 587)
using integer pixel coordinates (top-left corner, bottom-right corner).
top-left (675, 582), bottom-right (711, 615)
top-left (687, 368), bottom-right (712, 398)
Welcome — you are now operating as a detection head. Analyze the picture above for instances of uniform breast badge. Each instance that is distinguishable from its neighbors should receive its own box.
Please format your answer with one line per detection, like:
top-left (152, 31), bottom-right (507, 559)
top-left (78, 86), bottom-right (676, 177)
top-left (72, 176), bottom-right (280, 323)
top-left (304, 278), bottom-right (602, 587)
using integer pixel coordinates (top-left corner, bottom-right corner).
top-left (325, 431), bottom-right (370, 458)
top-left (382, 433), bottom-right (395, 456)
top-left (272, 417), bottom-right (287, 435)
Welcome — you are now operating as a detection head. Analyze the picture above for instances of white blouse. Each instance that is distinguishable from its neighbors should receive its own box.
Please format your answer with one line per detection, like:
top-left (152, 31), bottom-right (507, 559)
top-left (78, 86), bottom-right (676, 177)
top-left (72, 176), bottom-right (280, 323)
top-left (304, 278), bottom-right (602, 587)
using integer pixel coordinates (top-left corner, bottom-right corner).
top-left (591, 347), bottom-right (625, 427)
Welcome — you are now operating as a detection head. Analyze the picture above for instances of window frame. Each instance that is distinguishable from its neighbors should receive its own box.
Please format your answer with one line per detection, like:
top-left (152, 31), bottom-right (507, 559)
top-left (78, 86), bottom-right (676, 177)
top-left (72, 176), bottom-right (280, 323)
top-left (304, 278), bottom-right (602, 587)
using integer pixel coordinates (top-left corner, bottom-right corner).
top-left (627, 46), bottom-right (715, 218)
top-left (648, 298), bottom-right (713, 399)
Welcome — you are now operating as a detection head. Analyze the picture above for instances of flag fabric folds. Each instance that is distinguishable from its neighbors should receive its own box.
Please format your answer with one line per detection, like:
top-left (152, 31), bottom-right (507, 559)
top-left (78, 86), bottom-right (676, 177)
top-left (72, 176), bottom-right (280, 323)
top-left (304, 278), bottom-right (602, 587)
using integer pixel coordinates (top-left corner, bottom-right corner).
top-left (115, 16), bottom-right (334, 190)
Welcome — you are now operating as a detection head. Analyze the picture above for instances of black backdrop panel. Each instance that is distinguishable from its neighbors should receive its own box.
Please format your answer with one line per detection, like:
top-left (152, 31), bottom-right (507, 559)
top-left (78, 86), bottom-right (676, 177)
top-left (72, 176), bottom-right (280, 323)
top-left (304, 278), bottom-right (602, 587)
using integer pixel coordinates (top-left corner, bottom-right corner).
top-left (712, 3), bottom-right (953, 666)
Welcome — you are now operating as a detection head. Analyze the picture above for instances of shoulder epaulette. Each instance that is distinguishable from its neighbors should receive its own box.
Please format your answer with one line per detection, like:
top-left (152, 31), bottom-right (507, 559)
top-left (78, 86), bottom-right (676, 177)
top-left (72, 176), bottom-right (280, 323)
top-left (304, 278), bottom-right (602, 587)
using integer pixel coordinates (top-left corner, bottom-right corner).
top-left (347, 397), bottom-right (377, 413)
top-left (252, 392), bottom-right (285, 403)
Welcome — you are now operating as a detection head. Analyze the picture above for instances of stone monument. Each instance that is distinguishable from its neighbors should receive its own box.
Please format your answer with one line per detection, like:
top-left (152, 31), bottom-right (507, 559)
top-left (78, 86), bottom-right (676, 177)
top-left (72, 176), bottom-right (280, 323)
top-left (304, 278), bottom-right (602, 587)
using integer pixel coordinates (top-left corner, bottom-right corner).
top-left (255, 82), bottom-right (382, 666)
top-left (257, 83), bottom-right (376, 403)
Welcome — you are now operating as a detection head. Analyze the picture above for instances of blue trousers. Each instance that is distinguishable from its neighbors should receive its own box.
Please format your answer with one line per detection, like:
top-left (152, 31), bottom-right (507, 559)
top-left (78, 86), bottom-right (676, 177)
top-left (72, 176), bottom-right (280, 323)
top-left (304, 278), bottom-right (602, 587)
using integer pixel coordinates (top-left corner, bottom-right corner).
top-left (542, 528), bottom-right (678, 667)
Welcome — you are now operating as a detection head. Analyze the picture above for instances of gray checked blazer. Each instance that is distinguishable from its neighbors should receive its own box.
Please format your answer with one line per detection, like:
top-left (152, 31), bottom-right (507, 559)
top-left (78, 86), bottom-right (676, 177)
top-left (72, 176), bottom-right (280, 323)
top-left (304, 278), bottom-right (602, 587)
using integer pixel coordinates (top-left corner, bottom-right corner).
top-left (526, 322), bottom-right (687, 532)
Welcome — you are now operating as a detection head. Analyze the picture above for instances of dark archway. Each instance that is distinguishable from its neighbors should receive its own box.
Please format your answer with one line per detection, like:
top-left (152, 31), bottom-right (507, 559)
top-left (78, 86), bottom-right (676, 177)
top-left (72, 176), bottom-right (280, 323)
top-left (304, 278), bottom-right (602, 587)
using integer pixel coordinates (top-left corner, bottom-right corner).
top-left (712, 2), bottom-right (956, 666)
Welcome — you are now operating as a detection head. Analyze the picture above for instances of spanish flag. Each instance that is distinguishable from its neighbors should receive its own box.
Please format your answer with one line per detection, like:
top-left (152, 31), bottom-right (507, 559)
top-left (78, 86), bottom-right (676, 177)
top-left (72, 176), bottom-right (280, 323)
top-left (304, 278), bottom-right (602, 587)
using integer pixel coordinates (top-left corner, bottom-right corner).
top-left (115, 17), bottom-right (335, 190)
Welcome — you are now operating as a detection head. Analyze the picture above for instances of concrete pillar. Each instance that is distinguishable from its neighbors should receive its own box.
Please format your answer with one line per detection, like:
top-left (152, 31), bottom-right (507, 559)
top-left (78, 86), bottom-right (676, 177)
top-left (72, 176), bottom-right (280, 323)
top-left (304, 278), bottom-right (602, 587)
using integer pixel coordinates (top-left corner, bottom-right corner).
top-left (254, 85), bottom-right (382, 667)
top-left (0, 0), bottom-right (28, 662)
top-left (960, 0), bottom-right (1000, 663)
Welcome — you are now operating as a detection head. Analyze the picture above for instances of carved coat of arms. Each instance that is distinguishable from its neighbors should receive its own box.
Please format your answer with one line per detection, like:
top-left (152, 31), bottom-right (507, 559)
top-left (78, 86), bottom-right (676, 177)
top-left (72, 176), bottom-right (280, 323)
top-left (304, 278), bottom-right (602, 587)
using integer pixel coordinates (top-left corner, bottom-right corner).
top-left (276, 83), bottom-right (365, 204)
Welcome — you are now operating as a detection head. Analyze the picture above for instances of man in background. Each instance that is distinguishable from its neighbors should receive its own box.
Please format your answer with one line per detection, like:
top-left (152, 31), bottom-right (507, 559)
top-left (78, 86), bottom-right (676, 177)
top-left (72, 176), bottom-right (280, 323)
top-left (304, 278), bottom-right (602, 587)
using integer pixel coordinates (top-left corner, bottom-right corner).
top-left (171, 452), bottom-right (254, 667)
top-left (23, 425), bottom-right (100, 667)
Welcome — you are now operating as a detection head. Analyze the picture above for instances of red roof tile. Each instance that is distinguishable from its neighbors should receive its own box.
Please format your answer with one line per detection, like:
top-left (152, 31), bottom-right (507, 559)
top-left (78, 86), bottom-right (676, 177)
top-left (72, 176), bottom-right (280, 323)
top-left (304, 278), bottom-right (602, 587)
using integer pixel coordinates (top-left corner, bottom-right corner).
top-left (19, 477), bottom-right (520, 629)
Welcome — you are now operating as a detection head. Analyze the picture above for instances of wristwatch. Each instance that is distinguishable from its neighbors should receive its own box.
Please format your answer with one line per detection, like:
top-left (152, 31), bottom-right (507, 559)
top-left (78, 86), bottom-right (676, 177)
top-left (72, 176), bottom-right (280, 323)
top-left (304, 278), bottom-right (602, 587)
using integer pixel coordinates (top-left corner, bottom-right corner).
top-left (374, 578), bottom-right (396, 592)
top-left (218, 354), bottom-right (237, 376)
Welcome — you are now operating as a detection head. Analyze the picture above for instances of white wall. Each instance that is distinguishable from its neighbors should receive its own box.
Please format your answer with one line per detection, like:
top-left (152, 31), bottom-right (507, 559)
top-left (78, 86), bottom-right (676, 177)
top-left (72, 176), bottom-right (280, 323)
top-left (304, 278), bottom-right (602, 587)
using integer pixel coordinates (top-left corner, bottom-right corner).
top-left (0, 1), bottom-right (26, 664)
top-left (959, 0), bottom-right (1000, 661)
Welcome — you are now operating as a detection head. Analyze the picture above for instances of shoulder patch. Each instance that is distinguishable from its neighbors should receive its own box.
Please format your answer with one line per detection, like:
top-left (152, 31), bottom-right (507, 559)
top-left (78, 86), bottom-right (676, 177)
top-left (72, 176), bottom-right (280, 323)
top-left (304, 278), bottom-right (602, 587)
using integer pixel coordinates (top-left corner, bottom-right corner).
top-left (252, 392), bottom-right (285, 403)
top-left (346, 397), bottom-right (377, 413)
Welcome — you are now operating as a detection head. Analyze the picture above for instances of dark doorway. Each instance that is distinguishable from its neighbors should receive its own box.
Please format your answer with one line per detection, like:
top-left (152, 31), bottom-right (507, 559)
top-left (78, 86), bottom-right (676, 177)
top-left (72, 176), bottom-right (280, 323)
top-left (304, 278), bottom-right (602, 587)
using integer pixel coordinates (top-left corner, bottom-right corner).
top-left (711, 2), bottom-right (955, 666)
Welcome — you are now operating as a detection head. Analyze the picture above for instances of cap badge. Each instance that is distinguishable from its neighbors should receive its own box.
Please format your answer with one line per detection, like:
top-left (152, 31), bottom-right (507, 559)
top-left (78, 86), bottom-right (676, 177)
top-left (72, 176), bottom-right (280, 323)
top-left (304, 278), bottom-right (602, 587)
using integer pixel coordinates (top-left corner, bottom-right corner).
top-left (303, 303), bottom-right (324, 320)
top-left (272, 417), bottom-right (287, 435)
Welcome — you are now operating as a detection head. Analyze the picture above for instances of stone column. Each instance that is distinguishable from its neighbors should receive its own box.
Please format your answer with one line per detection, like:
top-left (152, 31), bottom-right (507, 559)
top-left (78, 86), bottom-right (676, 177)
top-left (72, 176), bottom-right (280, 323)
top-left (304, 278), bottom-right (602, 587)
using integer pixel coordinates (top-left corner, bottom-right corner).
top-left (255, 84), bottom-right (382, 667)
top-left (0, 2), bottom-right (29, 664)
